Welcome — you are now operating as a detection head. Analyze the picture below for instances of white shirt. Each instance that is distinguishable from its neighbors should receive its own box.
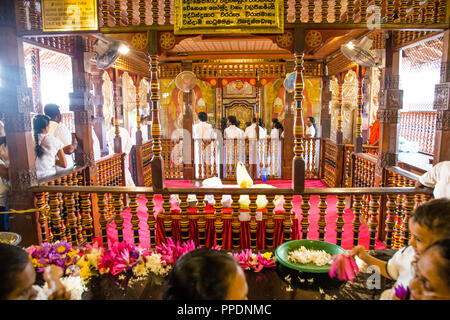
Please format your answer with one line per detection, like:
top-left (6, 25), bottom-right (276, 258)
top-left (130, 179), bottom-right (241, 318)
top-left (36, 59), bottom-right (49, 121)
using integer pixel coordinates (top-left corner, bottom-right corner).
top-left (380, 246), bottom-right (416, 300)
top-left (306, 125), bottom-right (316, 137)
top-left (35, 133), bottom-right (64, 179)
top-left (92, 127), bottom-right (101, 160)
top-left (107, 126), bottom-right (133, 156)
top-left (48, 121), bottom-right (74, 171)
top-left (270, 128), bottom-right (280, 139)
top-left (418, 161), bottom-right (450, 199)
top-left (193, 121), bottom-right (214, 140)
top-left (244, 124), bottom-right (267, 139)
top-left (224, 125), bottom-right (244, 139)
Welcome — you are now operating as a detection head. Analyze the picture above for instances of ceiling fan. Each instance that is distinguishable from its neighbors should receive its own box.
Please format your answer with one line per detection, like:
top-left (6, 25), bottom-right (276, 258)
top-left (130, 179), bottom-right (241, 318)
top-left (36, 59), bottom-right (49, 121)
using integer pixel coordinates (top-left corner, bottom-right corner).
top-left (93, 36), bottom-right (130, 70)
top-left (340, 36), bottom-right (378, 68)
top-left (175, 71), bottom-right (197, 93)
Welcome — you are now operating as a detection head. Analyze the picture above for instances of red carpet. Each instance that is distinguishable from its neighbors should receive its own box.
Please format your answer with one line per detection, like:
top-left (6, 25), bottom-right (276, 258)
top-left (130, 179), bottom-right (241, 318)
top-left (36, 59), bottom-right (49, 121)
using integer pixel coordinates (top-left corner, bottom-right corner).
top-left (100, 180), bottom-right (386, 250)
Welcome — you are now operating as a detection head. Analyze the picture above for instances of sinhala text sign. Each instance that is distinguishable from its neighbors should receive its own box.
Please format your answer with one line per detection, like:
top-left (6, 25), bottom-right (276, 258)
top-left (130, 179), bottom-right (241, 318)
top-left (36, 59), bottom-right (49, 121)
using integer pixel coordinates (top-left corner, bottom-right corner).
top-left (42, 0), bottom-right (98, 32)
top-left (174, 0), bottom-right (284, 35)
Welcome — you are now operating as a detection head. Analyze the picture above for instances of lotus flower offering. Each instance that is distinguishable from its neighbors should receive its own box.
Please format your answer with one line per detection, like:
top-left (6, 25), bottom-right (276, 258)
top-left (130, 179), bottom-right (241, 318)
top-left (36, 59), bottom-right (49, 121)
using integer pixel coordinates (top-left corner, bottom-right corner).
top-left (329, 253), bottom-right (360, 282)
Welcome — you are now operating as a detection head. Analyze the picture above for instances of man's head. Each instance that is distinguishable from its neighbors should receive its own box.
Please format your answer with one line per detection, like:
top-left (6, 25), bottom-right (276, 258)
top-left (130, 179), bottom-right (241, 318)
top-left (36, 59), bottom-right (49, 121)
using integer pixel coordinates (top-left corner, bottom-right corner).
top-left (227, 115), bottom-right (238, 127)
top-left (44, 104), bottom-right (62, 123)
top-left (198, 112), bottom-right (208, 122)
top-left (252, 117), bottom-right (257, 124)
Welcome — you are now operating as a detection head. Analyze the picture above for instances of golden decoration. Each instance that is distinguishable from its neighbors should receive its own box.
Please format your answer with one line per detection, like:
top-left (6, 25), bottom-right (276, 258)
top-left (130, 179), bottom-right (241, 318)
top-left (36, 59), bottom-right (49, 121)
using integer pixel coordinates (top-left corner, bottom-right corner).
top-left (305, 30), bottom-right (322, 48)
top-left (160, 32), bottom-right (176, 50)
top-left (131, 33), bottom-right (147, 50)
top-left (276, 31), bottom-right (293, 48)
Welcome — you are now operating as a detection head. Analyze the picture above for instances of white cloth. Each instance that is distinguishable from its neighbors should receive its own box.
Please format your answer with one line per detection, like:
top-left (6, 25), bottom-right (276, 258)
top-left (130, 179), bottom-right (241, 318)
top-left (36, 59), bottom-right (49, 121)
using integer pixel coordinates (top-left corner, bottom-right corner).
top-left (269, 129), bottom-right (282, 177)
top-left (244, 124), bottom-right (267, 168)
top-left (306, 125), bottom-right (316, 137)
top-left (224, 125), bottom-right (245, 177)
top-left (107, 127), bottom-right (135, 187)
top-left (92, 127), bottom-right (101, 160)
top-left (131, 125), bottom-right (149, 145)
top-left (418, 161), bottom-right (450, 199)
top-left (48, 121), bottom-right (74, 172)
top-left (193, 121), bottom-right (215, 179)
top-left (35, 133), bottom-right (64, 179)
top-left (380, 246), bottom-right (416, 300)
top-left (244, 124), bottom-right (266, 139)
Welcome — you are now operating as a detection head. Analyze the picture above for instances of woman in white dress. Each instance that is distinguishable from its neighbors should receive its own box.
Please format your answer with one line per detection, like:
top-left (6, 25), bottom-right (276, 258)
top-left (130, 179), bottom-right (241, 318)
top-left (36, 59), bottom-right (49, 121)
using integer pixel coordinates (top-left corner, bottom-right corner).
top-left (305, 116), bottom-right (317, 138)
top-left (33, 115), bottom-right (67, 179)
top-left (269, 119), bottom-right (283, 178)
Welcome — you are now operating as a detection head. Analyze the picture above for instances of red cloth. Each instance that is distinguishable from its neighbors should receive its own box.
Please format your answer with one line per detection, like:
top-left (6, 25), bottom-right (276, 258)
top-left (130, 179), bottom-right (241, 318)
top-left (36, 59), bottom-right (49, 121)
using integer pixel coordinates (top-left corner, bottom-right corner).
top-left (188, 207), bottom-right (200, 246)
top-left (369, 120), bottom-right (380, 145)
top-left (257, 220), bottom-right (265, 250)
top-left (240, 221), bottom-right (250, 249)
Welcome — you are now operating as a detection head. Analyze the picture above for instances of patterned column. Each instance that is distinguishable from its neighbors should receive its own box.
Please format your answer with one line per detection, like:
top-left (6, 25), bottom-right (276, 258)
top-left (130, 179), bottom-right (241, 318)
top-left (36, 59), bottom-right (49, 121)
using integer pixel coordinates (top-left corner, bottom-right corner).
top-left (320, 75), bottom-right (332, 139)
top-left (149, 52), bottom-right (165, 190)
top-left (30, 47), bottom-right (42, 114)
top-left (135, 75), bottom-right (143, 146)
top-left (336, 72), bottom-right (345, 145)
top-left (292, 52), bottom-right (305, 192)
top-left (355, 66), bottom-right (366, 153)
top-left (433, 30), bottom-right (450, 164)
top-left (112, 68), bottom-right (122, 154)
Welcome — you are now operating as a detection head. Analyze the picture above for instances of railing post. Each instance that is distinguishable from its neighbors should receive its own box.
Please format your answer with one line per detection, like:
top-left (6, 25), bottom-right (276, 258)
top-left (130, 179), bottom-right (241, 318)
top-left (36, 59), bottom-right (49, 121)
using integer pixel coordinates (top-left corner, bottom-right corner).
top-left (146, 194), bottom-right (156, 248)
top-left (182, 91), bottom-right (194, 180)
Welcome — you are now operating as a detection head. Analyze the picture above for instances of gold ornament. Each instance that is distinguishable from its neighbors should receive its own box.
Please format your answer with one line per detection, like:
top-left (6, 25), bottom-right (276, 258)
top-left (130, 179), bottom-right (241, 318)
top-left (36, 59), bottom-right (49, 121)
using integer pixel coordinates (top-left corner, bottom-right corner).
top-left (131, 33), bottom-right (147, 51)
top-left (160, 32), bottom-right (176, 50)
top-left (276, 31), bottom-right (293, 48)
top-left (305, 30), bottom-right (322, 48)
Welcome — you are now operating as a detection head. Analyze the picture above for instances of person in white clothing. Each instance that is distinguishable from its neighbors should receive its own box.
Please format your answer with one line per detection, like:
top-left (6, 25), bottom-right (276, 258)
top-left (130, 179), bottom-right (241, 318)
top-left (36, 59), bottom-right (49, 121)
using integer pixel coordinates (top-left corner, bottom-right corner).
top-left (305, 116), bottom-right (317, 138)
top-left (33, 115), bottom-right (67, 179)
top-left (415, 161), bottom-right (450, 199)
top-left (224, 116), bottom-right (245, 177)
top-left (193, 112), bottom-right (215, 179)
top-left (351, 198), bottom-right (450, 300)
top-left (107, 118), bottom-right (135, 187)
top-left (244, 117), bottom-right (267, 174)
top-left (44, 104), bottom-right (77, 172)
top-left (131, 115), bottom-right (151, 145)
top-left (91, 116), bottom-right (102, 160)
top-left (269, 119), bottom-right (283, 177)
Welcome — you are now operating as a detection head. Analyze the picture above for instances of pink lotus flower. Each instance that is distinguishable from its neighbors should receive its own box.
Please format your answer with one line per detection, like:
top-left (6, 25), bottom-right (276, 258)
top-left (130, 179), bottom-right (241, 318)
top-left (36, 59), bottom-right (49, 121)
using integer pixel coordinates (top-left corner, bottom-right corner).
top-left (329, 254), bottom-right (360, 281)
top-left (98, 241), bottom-right (141, 276)
top-left (231, 249), bottom-right (276, 272)
top-left (155, 238), bottom-right (201, 265)
top-left (394, 284), bottom-right (410, 300)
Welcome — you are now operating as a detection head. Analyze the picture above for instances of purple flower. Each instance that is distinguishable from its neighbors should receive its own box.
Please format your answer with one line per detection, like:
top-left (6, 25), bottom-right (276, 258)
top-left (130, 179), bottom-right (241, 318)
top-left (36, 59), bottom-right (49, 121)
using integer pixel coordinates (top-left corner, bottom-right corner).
top-left (394, 284), bottom-right (410, 300)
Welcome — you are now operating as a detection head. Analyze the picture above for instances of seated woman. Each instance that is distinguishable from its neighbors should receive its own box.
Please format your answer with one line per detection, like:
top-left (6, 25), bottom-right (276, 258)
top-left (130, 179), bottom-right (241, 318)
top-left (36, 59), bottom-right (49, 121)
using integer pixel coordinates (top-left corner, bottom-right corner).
top-left (163, 247), bottom-right (248, 300)
top-left (33, 114), bottom-right (67, 179)
top-left (410, 239), bottom-right (450, 300)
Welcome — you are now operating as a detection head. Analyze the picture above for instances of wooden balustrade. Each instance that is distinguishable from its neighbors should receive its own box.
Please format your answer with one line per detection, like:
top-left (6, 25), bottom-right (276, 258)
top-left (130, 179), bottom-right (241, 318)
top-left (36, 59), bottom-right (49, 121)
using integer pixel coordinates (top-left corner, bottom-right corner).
top-left (399, 111), bottom-right (436, 155)
top-left (30, 185), bottom-right (433, 251)
top-left (343, 144), bottom-right (379, 187)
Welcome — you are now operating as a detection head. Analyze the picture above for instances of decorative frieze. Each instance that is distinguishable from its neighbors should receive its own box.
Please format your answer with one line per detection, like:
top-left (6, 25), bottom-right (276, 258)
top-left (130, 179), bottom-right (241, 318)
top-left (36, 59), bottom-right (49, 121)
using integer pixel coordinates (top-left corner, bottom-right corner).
top-left (436, 110), bottom-right (450, 131)
top-left (434, 83), bottom-right (450, 111)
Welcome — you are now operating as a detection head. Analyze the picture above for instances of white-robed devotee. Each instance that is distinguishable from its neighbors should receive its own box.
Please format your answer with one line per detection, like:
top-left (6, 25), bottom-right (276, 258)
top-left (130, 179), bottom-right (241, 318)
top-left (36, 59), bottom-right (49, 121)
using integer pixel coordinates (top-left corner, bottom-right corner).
top-left (107, 118), bottom-right (135, 187)
top-left (91, 116), bottom-right (102, 160)
top-left (415, 161), bottom-right (450, 199)
top-left (269, 118), bottom-right (283, 177)
top-left (44, 104), bottom-right (76, 172)
top-left (224, 115), bottom-right (245, 177)
top-left (305, 116), bottom-right (317, 138)
top-left (33, 114), bottom-right (67, 179)
top-left (244, 117), bottom-right (267, 175)
top-left (193, 112), bottom-right (215, 179)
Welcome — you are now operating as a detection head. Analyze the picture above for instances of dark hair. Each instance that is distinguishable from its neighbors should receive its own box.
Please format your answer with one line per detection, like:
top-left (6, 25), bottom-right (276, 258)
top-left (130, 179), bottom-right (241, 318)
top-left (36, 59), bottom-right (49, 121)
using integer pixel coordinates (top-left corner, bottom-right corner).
top-left (411, 199), bottom-right (450, 238)
top-left (198, 112), bottom-right (207, 122)
top-left (0, 243), bottom-right (31, 299)
top-left (258, 118), bottom-right (265, 128)
top-left (228, 115), bottom-right (238, 126)
top-left (33, 114), bottom-right (50, 158)
top-left (275, 121), bottom-right (284, 133)
top-left (220, 117), bottom-right (228, 136)
top-left (43, 104), bottom-right (61, 121)
top-left (252, 117), bottom-right (257, 123)
top-left (245, 122), bottom-right (251, 128)
top-left (272, 118), bottom-right (279, 125)
top-left (423, 238), bottom-right (450, 289)
top-left (163, 248), bottom-right (240, 300)
top-left (0, 136), bottom-right (6, 146)
top-left (236, 120), bottom-right (241, 128)
top-left (308, 116), bottom-right (317, 137)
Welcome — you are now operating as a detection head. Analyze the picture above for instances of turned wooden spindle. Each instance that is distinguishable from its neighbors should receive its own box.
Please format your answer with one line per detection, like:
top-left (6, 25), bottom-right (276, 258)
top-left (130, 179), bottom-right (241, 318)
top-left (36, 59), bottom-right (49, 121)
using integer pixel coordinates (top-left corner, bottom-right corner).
top-left (283, 195), bottom-right (293, 242)
top-left (64, 183), bottom-right (78, 246)
top-left (402, 180), bottom-right (416, 247)
top-left (146, 194), bottom-right (156, 248)
top-left (162, 194), bottom-right (172, 243)
top-left (179, 194), bottom-right (190, 243)
top-left (231, 194), bottom-right (241, 250)
top-left (36, 192), bottom-right (48, 243)
top-left (317, 195), bottom-right (327, 241)
top-left (80, 192), bottom-right (93, 245)
top-left (265, 194), bottom-right (275, 250)
top-left (98, 192), bottom-right (108, 248)
top-left (197, 194), bottom-right (206, 247)
top-left (249, 194), bottom-right (258, 250)
top-left (129, 193), bottom-right (140, 246)
top-left (112, 193), bottom-right (124, 242)
top-left (214, 194), bottom-right (223, 248)
top-left (335, 194), bottom-right (345, 246)
top-left (368, 195), bottom-right (380, 250)
top-left (300, 195), bottom-right (310, 239)
top-left (352, 194), bottom-right (363, 247)
top-left (49, 192), bottom-right (62, 243)
top-left (385, 178), bottom-right (397, 250)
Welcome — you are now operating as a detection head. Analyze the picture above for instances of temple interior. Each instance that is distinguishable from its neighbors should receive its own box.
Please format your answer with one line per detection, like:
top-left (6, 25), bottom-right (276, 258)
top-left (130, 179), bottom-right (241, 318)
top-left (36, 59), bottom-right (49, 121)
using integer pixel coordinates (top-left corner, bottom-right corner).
top-left (0, 0), bottom-right (449, 301)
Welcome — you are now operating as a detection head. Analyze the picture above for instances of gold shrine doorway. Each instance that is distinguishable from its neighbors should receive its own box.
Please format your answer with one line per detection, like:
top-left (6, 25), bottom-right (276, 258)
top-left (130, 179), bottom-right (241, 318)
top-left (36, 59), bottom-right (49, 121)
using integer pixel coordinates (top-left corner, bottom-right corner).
top-left (225, 102), bottom-right (254, 131)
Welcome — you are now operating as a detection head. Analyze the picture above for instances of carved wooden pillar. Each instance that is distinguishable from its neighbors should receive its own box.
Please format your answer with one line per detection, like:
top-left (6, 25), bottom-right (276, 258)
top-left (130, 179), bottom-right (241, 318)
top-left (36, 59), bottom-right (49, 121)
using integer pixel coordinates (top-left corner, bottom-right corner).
top-left (135, 75), bottom-right (143, 146)
top-left (148, 30), bottom-right (164, 190)
top-left (0, 0), bottom-right (39, 245)
top-left (292, 27), bottom-right (306, 192)
top-left (282, 61), bottom-right (295, 179)
top-left (433, 30), bottom-right (450, 163)
top-left (112, 68), bottom-right (122, 154)
top-left (320, 74), bottom-right (332, 140)
top-left (375, 31), bottom-right (403, 187)
top-left (336, 72), bottom-right (345, 145)
top-left (30, 47), bottom-right (42, 114)
top-left (91, 69), bottom-right (108, 155)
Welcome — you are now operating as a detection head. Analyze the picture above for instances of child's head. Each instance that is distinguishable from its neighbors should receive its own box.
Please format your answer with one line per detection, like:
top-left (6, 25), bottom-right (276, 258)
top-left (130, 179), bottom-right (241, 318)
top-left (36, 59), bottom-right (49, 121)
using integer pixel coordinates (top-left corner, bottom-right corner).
top-left (409, 199), bottom-right (450, 256)
top-left (410, 238), bottom-right (450, 300)
top-left (0, 243), bottom-right (37, 300)
top-left (163, 248), bottom-right (248, 300)
top-left (33, 114), bottom-right (51, 158)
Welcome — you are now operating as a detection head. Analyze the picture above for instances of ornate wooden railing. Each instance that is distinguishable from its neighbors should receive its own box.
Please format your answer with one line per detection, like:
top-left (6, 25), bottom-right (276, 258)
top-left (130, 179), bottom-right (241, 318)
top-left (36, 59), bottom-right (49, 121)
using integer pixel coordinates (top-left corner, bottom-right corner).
top-left (322, 139), bottom-right (343, 187)
top-left (399, 111), bottom-right (436, 155)
top-left (30, 185), bottom-right (434, 251)
top-left (95, 153), bottom-right (126, 187)
top-left (343, 144), bottom-right (379, 187)
top-left (14, 0), bottom-right (449, 35)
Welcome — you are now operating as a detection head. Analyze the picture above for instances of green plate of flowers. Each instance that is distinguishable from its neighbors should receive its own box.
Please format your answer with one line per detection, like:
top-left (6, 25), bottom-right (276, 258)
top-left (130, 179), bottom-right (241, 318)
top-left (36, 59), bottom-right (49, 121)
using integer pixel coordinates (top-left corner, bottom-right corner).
top-left (275, 240), bottom-right (346, 273)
